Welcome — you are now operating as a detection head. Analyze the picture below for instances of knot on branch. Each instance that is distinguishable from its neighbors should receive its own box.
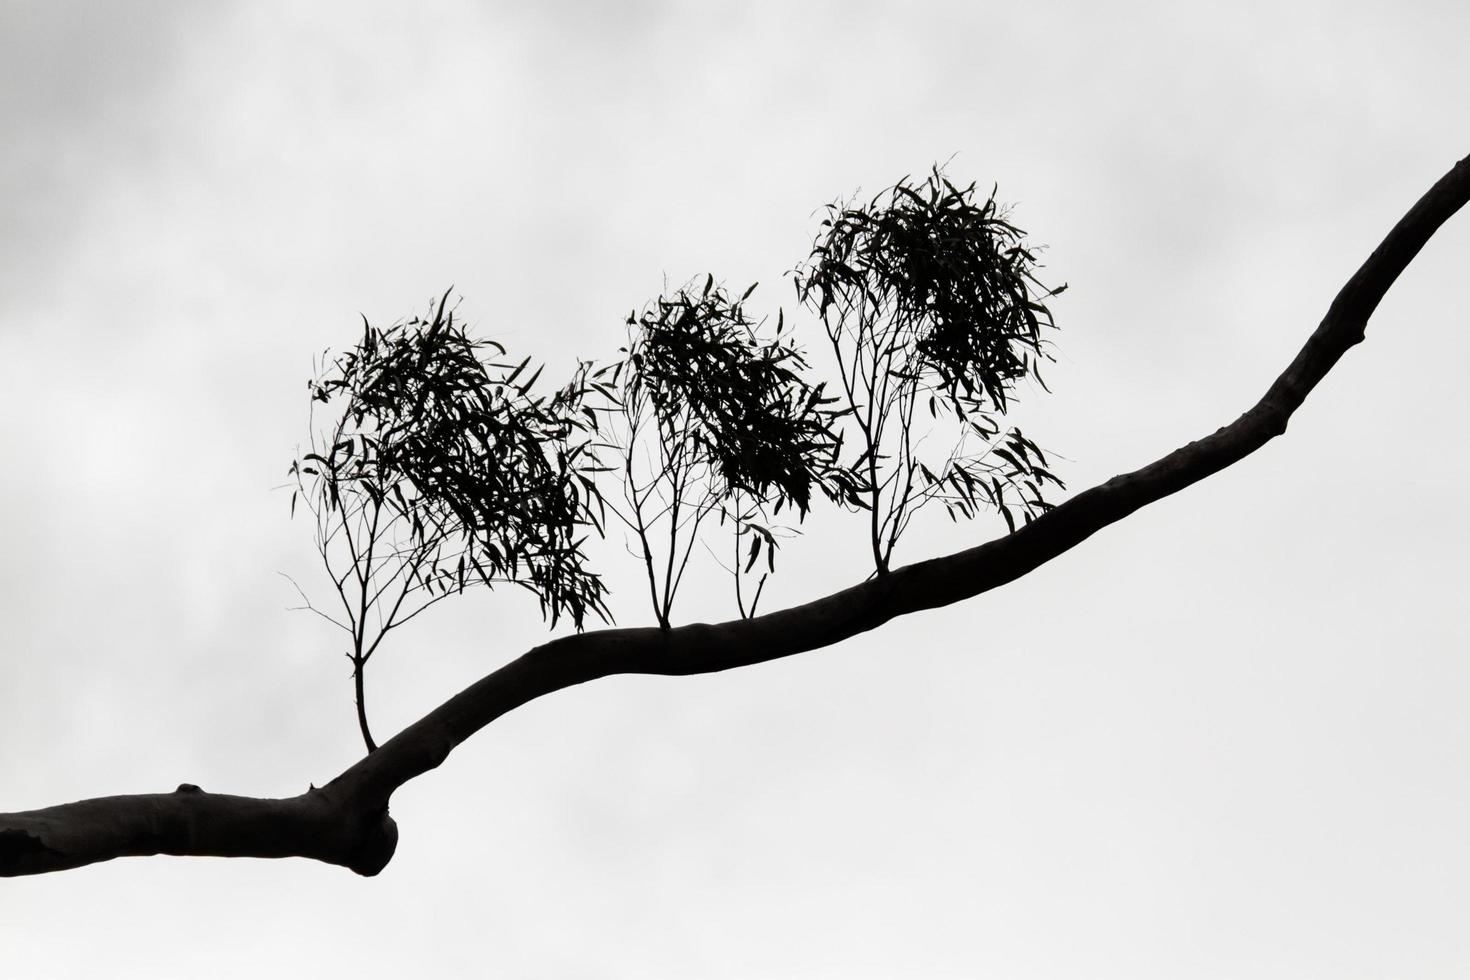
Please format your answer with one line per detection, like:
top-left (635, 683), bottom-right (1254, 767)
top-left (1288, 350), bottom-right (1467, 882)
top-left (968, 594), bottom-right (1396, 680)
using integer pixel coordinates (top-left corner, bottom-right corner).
top-left (341, 806), bottom-right (398, 877)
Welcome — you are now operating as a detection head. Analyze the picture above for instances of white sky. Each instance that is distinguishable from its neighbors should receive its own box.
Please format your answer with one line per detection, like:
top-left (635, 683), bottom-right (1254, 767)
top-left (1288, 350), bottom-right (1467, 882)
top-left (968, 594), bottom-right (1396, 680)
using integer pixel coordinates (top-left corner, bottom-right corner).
top-left (2, 2), bottom-right (1468, 977)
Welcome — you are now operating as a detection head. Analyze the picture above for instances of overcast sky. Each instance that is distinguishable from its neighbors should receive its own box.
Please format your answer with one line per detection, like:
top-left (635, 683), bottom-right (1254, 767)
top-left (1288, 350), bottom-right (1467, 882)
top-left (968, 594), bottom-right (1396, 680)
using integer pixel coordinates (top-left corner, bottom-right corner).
top-left (2, 2), bottom-right (1468, 977)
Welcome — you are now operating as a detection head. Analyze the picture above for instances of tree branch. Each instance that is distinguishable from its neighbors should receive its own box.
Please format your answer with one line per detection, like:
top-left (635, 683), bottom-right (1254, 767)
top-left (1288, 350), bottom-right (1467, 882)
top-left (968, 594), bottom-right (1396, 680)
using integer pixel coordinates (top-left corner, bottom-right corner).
top-left (4, 153), bottom-right (1466, 878)
top-left (0, 784), bottom-right (396, 877)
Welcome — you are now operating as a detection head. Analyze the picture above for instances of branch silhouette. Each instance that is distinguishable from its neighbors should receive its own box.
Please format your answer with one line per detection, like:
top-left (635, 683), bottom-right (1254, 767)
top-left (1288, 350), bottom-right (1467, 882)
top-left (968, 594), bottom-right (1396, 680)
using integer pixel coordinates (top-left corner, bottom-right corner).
top-left (3, 153), bottom-right (1467, 878)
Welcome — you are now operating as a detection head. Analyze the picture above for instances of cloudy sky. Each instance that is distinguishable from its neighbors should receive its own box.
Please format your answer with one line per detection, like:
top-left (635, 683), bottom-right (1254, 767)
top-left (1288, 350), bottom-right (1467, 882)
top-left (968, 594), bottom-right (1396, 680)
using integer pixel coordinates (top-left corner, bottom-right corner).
top-left (2, 1), bottom-right (1467, 976)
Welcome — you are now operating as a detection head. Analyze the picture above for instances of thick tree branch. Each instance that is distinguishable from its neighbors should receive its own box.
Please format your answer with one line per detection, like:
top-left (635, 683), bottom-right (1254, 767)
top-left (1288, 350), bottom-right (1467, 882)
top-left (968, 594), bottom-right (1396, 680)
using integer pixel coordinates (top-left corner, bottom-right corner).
top-left (4, 154), bottom-right (1467, 878)
top-left (0, 784), bottom-right (396, 877)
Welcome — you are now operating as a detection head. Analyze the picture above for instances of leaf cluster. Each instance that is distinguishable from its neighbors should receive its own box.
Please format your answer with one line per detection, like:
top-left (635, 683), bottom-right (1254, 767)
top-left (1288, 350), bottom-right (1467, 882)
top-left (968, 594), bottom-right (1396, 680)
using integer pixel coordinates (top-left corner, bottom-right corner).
top-left (295, 292), bottom-right (606, 630)
top-left (795, 168), bottom-right (1067, 571)
top-left (623, 276), bottom-right (844, 514)
top-left (799, 167), bottom-right (1063, 414)
top-left (604, 277), bottom-right (846, 624)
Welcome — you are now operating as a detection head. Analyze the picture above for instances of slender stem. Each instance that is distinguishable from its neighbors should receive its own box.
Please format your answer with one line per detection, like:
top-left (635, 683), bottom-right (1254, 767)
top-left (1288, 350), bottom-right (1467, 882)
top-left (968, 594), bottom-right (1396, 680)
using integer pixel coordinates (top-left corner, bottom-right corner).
top-left (660, 433), bottom-right (683, 626)
top-left (625, 405), bottom-right (666, 628)
top-left (733, 493), bottom-right (747, 618)
top-left (353, 656), bottom-right (377, 754)
top-left (667, 494), bottom-right (712, 609)
top-left (867, 421), bottom-right (886, 574)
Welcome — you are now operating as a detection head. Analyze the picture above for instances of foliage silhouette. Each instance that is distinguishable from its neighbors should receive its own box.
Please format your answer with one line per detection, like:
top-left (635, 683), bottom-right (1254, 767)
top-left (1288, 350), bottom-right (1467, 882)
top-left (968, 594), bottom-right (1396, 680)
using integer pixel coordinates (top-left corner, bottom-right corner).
top-left (796, 168), bottom-right (1067, 573)
top-left (599, 276), bottom-right (849, 625)
top-left (289, 290), bottom-right (606, 750)
top-left (289, 170), bottom-right (1067, 741)
top-left (291, 169), bottom-right (1065, 740)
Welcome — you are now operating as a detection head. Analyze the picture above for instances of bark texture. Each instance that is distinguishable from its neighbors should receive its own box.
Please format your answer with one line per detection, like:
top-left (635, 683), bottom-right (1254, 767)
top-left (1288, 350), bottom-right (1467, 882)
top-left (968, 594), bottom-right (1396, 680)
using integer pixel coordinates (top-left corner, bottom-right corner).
top-left (4, 154), bottom-right (1468, 878)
